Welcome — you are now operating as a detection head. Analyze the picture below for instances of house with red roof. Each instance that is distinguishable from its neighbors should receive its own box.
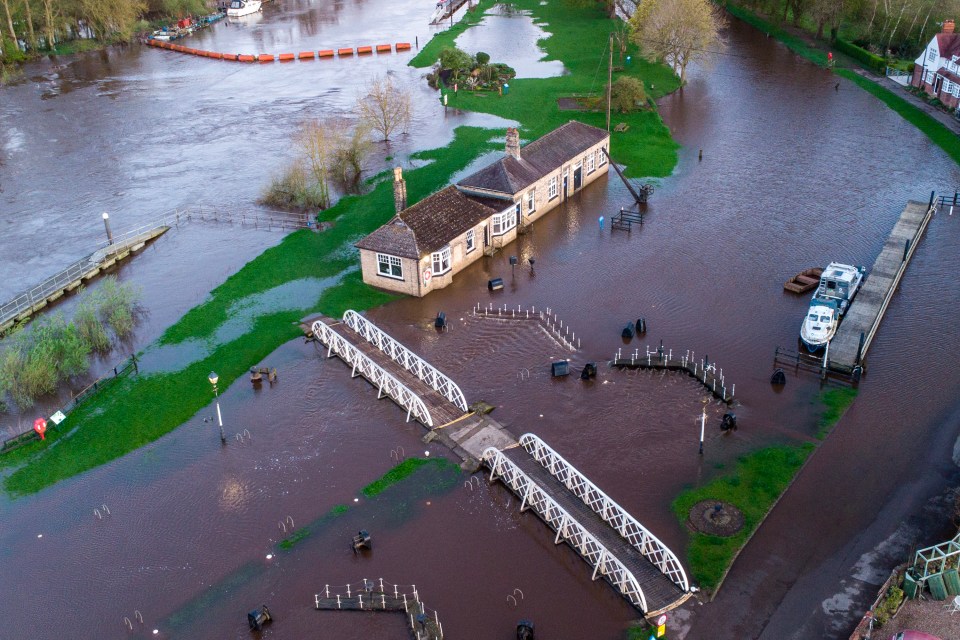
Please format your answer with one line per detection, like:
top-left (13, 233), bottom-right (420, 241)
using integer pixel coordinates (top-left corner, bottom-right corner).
top-left (912, 19), bottom-right (960, 110)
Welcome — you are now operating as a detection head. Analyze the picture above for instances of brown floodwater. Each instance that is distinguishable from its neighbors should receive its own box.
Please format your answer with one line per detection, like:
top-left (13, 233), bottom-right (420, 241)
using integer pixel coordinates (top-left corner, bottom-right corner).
top-left (3, 6), bottom-right (960, 640)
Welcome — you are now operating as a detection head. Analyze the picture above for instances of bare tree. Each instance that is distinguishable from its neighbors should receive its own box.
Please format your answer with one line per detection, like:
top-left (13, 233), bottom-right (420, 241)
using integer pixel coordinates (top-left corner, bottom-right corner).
top-left (297, 120), bottom-right (336, 209)
top-left (629, 0), bottom-right (727, 85)
top-left (357, 75), bottom-right (412, 142)
top-left (331, 118), bottom-right (373, 184)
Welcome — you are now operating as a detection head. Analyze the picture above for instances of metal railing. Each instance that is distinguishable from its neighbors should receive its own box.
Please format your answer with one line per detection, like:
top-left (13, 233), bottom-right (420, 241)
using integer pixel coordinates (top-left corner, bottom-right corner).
top-left (0, 255), bottom-right (95, 328)
top-left (311, 318), bottom-right (433, 426)
top-left (342, 310), bottom-right (468, 412)
top-left (473, 303), bottom-right (580, 351)
top-left (482, 444), bottom-right (649, 612)
top-left (518, 433), bottom-right (690, 593)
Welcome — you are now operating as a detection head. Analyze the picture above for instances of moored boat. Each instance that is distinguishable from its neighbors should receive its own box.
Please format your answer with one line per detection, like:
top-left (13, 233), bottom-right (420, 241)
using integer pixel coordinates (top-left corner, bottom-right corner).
top-left (798, 262), bottom-right (866, 352)
top-left (227, 0), bottom-right (262, 17)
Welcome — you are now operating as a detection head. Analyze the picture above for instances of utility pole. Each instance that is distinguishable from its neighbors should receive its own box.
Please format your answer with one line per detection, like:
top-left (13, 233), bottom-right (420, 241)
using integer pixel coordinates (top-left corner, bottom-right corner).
top-left (606, 33), bottom-right (613, 133)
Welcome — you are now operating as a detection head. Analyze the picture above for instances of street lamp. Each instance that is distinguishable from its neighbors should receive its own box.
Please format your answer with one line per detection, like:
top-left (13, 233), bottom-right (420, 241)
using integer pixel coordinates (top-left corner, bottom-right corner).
top-left (208, 371), bottom-right (226, 445)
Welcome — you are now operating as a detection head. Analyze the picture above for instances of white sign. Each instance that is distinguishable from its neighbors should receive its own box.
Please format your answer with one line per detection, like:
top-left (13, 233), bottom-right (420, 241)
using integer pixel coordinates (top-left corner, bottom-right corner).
top-left (50, 411), bottom-right (66, 425)
top-left (656, 614), bottom-right (667, 626)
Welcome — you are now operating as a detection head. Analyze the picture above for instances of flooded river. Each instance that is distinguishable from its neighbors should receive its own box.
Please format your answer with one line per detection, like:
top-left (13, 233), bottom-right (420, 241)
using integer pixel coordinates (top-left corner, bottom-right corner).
top-left (2, 3), bottom-right (960, 639)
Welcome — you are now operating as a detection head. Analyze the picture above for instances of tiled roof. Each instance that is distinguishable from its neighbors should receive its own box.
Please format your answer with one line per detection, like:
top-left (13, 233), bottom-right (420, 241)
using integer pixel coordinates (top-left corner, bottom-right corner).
top-left (937, 33), bottom-right (960, 60)
top-left (457, 121), bottom-right (609, 196)
top-left (355, 186), bottom-right (497, 258)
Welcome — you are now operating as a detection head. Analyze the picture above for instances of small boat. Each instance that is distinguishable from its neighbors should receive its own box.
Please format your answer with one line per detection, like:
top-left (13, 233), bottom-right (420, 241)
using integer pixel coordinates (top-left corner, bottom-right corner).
top-left (799, 298), bottom-right (839, 351)
top-left (784, 267), bottom-right (823, 294)
top-left (798, 262), bottom-right (866, 352)
top-left (227, 0), bottom-right (262, 17)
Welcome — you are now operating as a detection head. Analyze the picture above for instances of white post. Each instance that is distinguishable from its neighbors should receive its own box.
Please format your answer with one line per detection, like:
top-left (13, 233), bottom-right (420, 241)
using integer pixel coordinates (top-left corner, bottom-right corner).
top-left (699, 410), bottom-right (705, 455)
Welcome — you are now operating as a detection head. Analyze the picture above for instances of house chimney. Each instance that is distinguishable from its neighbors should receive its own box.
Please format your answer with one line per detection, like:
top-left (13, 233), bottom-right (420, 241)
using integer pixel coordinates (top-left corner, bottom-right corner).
top-left (393, 166), bottom-right (407, 213)
top-left (944, 19), bottom-right (956, 34)
top-left (505, 127), bottom-right (520, 160)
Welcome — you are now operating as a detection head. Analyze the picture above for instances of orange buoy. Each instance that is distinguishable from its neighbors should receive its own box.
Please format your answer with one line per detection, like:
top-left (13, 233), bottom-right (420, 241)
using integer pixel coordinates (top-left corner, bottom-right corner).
top-left (238, 54), bottom-right (255, 62)
top-left (357, 45), bottom-right (372, 55)
top-left (337, 47), bottom-right (354, 56)
top-left (376, 44), bottom-right (392, 53)
top-left (210, 52), bottom-right (223, 60)
top-left (395, 42), bottom-right (411, 51)
top-left (318, 49), bottom-right (335, 58)
top-left (278, 53), bottom-right (295, 61)
top-left (298, 51), bottom-right (315, 59)
top-left (259, 53), bottom-right (275, 62)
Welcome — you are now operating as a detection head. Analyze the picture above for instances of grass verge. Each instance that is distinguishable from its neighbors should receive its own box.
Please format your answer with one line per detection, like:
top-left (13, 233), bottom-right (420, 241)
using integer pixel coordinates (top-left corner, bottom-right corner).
top-left (671, 444), bottom-right (814, 592)
top-left (409, 0), bottom-right (498, 69)
top-left (724, 3), bottom-right (960, 167)
top-left (816, 386), bottom-right (858, 439)
top-left (360, 457), bottom-right (458, 497)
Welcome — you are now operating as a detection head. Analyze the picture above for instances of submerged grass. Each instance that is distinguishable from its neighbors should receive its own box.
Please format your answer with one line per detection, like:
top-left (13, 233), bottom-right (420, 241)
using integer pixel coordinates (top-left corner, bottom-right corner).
top-left (361, 457), bottom-right (458, 497)
top-left (671, 444), bottom-right (813, 592)
top-left (816, 386), bottom-right (858, 439)
top-left (725, 3), bottom-right (960, 167)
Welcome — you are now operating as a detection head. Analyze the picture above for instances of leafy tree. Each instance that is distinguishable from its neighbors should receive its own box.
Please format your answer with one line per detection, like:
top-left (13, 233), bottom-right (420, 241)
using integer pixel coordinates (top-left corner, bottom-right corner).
top-left (629, 0), bottom-right (727, 84)
top-left (475, 51), bottom-right (490, 65)
top-left (609, 76), bottom-right (647, 112)
top-left (438, 46), bottom-right (474, 81)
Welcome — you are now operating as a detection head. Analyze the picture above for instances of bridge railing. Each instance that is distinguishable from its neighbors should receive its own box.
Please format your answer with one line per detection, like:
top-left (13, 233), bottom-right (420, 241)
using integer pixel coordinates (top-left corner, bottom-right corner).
top-left (342, 310), bottom-right (468, 412)
top-left (312, 319), bottom-right (433, 426)
top-left (482, 446), bottom-right (649, 612)
top-left (518, 433), bottom-right (690, 592)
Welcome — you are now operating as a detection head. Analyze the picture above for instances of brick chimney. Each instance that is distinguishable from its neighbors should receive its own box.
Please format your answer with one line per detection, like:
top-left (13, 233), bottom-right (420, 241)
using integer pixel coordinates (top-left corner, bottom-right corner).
top-left (505, 127), bottom-right (520, 160)
top-left (944, 19), bottom-right (956, 34)
top-left (393, 166), bottom-right (407, 213)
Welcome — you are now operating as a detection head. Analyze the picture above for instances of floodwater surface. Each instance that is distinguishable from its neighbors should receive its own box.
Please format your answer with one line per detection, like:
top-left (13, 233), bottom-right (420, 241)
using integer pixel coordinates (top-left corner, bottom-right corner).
top-left (2, 6), bottom-right (960, 640)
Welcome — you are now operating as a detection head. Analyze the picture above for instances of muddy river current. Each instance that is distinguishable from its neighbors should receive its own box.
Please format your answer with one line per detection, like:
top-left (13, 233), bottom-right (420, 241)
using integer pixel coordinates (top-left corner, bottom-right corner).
top-left (2, 1), bottom-right (960, 638)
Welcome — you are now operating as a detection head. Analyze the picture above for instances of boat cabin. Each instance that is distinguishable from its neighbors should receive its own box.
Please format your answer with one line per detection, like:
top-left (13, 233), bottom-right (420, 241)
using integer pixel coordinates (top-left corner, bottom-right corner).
top-left (817, 263), bottom-right (860, 302)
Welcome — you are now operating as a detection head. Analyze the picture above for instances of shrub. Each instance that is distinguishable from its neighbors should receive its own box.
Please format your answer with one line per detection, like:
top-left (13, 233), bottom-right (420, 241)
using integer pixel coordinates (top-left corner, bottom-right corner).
top-left (873, 585), bottom-right (904, 626)
top-left (476, 51), bottom-right (490, 65)
top-left (609, 76), bottom-right (647, 113)
top-left (95, 277), bottom-right (141, 339)
top-left (833, 38), bottom-right (886, 74)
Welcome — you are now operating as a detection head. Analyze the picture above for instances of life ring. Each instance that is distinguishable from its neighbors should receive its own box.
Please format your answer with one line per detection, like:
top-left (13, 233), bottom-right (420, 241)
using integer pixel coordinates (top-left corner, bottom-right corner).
top-left (422, 268), bottom-right (432, 284)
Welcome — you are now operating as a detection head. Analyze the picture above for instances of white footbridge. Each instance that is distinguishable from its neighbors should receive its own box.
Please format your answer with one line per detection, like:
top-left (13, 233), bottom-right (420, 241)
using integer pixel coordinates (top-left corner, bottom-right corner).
top-left (483, 434), bottom-right (693, 615)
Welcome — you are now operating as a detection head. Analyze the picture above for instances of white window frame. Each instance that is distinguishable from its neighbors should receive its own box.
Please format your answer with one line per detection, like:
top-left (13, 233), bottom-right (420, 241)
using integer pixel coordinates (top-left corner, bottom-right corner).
top-left (376, 253), bottom-right (404, 280)
top-left (431, 246), bottom-right (451, 275)
top-left (586, 151), bottom-right (596, 174)
top-left (945, 79), bottom-right (953, 94)
top-left (598, 145), bottom-right (608, 166)
top-left (928, 48), bottom-right (937, 65)
top-left (465, 228), bottom-right (475, 253)
top-left (490, 210), bottom-right (516, 236)
top-left (547, 176), bottom-right (558, 200)
top-left (526, 188), bottom-right (536, 214)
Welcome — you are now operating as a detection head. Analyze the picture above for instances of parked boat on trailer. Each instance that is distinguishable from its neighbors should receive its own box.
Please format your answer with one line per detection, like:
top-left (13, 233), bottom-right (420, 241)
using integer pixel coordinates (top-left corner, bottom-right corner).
top-left (798, 262), bottom-right (866, 352)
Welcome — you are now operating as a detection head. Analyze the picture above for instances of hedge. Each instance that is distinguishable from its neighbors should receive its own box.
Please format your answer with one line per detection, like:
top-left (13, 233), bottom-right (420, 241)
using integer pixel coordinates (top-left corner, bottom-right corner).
top-left (833, 38), bottom-right (886, 74)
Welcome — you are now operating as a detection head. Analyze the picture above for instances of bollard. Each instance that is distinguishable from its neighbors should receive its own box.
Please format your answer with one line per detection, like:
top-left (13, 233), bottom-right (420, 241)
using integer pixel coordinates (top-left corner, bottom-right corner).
top-left (102, 212), bottom-right (114, 245)
top-left (903, 238), bottom-right (910, 262)
top-left (598, 216), bottom-right (604, 230)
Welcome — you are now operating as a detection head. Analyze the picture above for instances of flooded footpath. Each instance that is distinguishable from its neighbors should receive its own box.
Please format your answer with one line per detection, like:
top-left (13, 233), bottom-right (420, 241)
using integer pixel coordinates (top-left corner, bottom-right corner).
top-left (2, 4), bottom-right (960, 640)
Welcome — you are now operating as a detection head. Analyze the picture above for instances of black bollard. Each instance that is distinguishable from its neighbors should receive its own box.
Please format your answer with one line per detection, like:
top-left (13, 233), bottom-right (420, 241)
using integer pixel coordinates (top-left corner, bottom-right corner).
top-left (770, 368), bottom-right (786, 385)
top-left (636, 318), bottom-right (646, 334)
top-left (621, 322), bottom-right (635, 339)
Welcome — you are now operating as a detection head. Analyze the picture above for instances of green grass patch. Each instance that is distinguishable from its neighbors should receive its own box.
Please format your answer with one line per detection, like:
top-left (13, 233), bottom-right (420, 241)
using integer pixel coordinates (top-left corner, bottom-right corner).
top-left (360, 457), bottom-right (458, 497)
top-left (816, 386), bottom-right (858, 439)
top-left (672, 444), bottom-right (813, 591)
top-left (414, 0), bottom-right (682, 178)
top-left (278, 503), bottom-right (349, 549)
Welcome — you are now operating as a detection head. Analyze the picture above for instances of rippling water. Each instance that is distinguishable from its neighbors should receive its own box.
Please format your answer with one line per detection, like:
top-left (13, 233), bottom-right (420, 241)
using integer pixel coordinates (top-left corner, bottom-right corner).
top-left (3, 9), bottom-right (960, 640)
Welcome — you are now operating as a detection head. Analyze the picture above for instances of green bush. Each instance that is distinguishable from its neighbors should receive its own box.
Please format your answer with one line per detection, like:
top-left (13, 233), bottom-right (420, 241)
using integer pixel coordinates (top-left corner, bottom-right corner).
top-left (873, 585), bottom-right (904, 626)
top-left (833, 38), bottom-right (886, 74)
top-left (610, 76), bottom-right (647, 113)
top-left (476, 51), bottom-right (490, 65)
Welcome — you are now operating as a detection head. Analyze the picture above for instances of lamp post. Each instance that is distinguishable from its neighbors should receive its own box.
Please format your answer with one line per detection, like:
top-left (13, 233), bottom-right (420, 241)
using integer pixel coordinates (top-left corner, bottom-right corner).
top-left (208, 371), bottom-right (226, 445)
top-left (698, 409), bottom-right (706, 455)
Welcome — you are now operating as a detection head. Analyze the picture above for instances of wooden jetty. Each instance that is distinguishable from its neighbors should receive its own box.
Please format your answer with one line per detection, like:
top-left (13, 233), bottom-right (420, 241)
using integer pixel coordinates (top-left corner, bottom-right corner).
top-left (612, 346), bottom-right (735, 403)
top-left (0, 227), bottom-right (168, 335)
top-left (315, 580), bottom-right (443, 640)
top-left (827, 200), bottom-right (934, 375)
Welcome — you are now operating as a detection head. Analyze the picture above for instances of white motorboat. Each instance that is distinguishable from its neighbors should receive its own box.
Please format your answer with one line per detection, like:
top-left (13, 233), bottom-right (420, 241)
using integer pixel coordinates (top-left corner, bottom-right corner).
top-left (798, 262), bottom-right (866, 352)
top-left (800, 298), bottom-right (839, 351)
top-left (227, 0), bottom-right (261, 17)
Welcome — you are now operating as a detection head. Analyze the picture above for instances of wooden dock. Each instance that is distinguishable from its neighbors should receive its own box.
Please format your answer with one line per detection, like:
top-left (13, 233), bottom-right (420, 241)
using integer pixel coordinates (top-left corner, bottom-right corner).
top-left (828, 200), bottom-right (934, 374)
top-left (0, 227), bottom-right (168, 335)
top-left (429, 0), bottom-right (470, 24)
top-left (315, 580), bottom-right (443, 640)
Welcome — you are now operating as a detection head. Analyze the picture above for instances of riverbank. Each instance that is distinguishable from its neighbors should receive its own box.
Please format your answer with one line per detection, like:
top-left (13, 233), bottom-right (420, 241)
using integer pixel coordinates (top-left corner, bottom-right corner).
top-left (724, 3), bottom-right (960, 167)
top-left (1, 1), bottom-right (682, 495)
